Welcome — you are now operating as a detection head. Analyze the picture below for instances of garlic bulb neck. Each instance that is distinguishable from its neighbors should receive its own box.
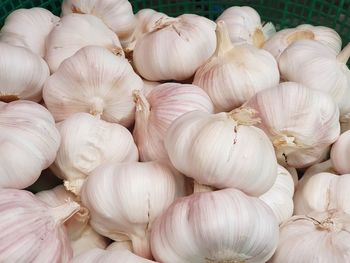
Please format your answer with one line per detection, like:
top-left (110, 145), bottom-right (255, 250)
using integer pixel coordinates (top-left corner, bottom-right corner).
top-left (215, 21), bottom-right (233, 57)
top-left (64, 178), bottom-right (86, 196)
top-left (89, 97), bottom-right (105, 118)
top-left (252, 28), bottom-right (264, 48)
top-left (193, 181), bottom-right (215, 193)
top-left (227, 107), bottom-right (261, 126)
top-left (50, 201), bottom-right (80, 225)
top-left (132, 235), bottom-right (152, 259)
top-left (133, 90), bottom-right (151, 118)
top-left (336, 42), bottom-right (350, 64)
top-left (0, 94), bottom-right (19, 103)
top-left (67, 207), bottom-right (90, 240)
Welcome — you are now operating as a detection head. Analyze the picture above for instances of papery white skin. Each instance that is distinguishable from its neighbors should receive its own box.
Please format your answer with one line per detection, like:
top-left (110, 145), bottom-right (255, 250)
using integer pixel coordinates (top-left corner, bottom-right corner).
top-left (0, 8), bottom-right (60, 57)
top-left (151, 188), bottom-right (279, 263)
top-left (52, 113), bottom-right (138, 194)
top-left (43, 46), bottom-right (142, 126)
top-left (45, 13), bottom-right (124, 72)
top-left (133, 83), bottom-right (214, 161)
top-left (245, 82), bottom-right (340, 168)
top-left (107, 241), bottom-right (133, 251)
top-left (259, 165), bottom-right (295, 224)
top-left (263, 24), bottom-right (342, 61)
top-left (0, 101), bottom-right (60, 189)
top-left (81, 160), bottom-right (187, 259)
top-left (133, 14), bottom-right (216, 81)
top-left (61, 0), bottom-right (135, 45)
top-left (216, 6), bottom-right (276, 48)
top-left (142, 79), bottom-right (160, 97)
top-left (302, 160), bottom-right (337, 179)
top-left (0, 42), bottom-right (49, 102)
top-left (293, 172), bottom-right (350, 215)
top-left (269, 210), bottom-right (350, 263)
top-left (73, 248), bottom-right (156, 263)
top-left (285, 166), bottom-right (299, 187)
top-left (165, 109), bottom-right (278, 196)
top-left (331, 130), bottom-right (350, 174)
top-left (193, 21), bottom-right (279, 112)
top-left (0, 188), bottom-right (80, 263)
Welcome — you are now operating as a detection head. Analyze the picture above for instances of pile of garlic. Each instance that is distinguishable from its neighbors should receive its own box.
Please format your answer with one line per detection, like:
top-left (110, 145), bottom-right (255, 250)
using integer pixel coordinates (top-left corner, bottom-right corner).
top-left (0, 1), bottom-right (349, 262)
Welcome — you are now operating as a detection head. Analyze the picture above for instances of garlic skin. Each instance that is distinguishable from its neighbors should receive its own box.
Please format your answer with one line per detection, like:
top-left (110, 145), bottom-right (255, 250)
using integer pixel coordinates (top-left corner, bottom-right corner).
top-left (331, 130), bottom-right (350, 174)
top-left (216, 6), bottom-right (275, 48)
top-left (133, 83), bottom-right (214, 161)
top-left (107, 241), bottom-right (133, 251)
top-left (286, 166), bottom-right (299, 187)
top-left (0, 42), bottom-right (49, 102)
top-left (269, 210), bottom-right (350, 263)
top-left (61, 0), bottom-right (135, 45)
top-left (303, 160), bottom-right (337, 179)
top-left (165, 109), bottom-right (278, 196)
top-left (0, 101), bottom-right (60, 189)
top-left (142, 79), bottom-right (160, 97)
top-left (81, 160), bottom-right (186, 259)
top-left (151, 188), bottom-right (279, 263)
top-left (0, 8), bottom-right (60, 57)
top-left (43, 46), bottom-right (142, 126)
top-left (45, 13), bottom-right (124, 72)
top-left (0, 188), bottom-right (80, 263)
top-left (263, 24), bottom-right (342, 61)
top-left (52, 113), bottom-right (138, 195)
top-left (245, 82), bottom-right (340, 168)
top-left (193, 21), bottom-right (279, 112)
top-left (133, 14), bottom-right (216, 81)
top-left (259, 165), bottom-right (295, 224)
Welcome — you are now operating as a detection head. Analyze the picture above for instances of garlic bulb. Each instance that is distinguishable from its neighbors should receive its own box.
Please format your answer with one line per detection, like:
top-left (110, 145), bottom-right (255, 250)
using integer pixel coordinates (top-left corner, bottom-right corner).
top-left (73, 248), bottom-right (156, 263)
top-left (263, 24), bottom-right (342, 61)
top-left (216, 6), bottom-right (276, 48)
top-left (0, 188), bottom-right (80, 262)
top-left (269, 210), bottom-right (350, 263)
top-left (0, 100), bottom-right (60, 189)
top-left (245, 82), bottom-right (340, 168)
top-left (81, 160), bottom-right (186, 259)
top-left (151, 188), bottom-right (279, 263)
top-left (193, 21), bottom-right (279, 112)
top-left (259, 165), bottom-right (295, 224)
top-left (61, 0), bottom-right (135, 45)
top-left (286, 166), bottom-right (299, 187)
top-left (0, 42), bottom-right (49, 102)
top-left (133, 83), bottom-right (214, 161)
top-left (331, 130), bottom-right (350, 174)
top-left (43, 46), bottom-right (142, 126)
top-left (302, 160), bottom-right (337, 179)
top-left (52, 113), bottom-right (138, 195)
top-left (165, 109), bottom-right (278, 196)
top-left (133, 14), bottom-right (216, 81)
top-left (142, 79), bottom-right (160, 97)
top-left (45, 13), bottom-right (124, 72)
top-left (294, 172), bottom-right (350, 215)
top-left (0, 8), bottom-right (60, 57)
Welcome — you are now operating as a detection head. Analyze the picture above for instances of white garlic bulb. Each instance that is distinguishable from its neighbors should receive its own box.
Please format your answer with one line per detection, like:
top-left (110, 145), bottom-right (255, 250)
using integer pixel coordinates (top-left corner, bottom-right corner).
top-left (245, 82), bottom-right (340, 168)
top-left (0, 101), bottom-right (60, 189)
top-left (302, 159), bottom-right (337, 179)
top-left (259, 165), bottom-right (295, 224)
top-left (81, 160), bottom-right (187, 259)
top-left (151, 188), bottom-right (279, 263)
top-left (45, 13), bottom-right (124, 72)
top-left (263, 24), bottom-right (342, 61)
top-left (294, 172), bottom-right (350, 215)
top-left (133, 14), bottom-right (216, 81)
top-left (0, 8), bottom-right (60, 57)
top-left (52, 113), bottom-right (138, 195)
top-left (133, 83), bottom-right (214, 161)
top-left (43, 46), bottom-right (142, 126)
top-left (0, 42), bottom-right (49, 102)
top-left (193, 20), bottom-right (279, 112)
top-left (331, 130), bottom-right (350, 174)
top-left (165, 109), bottom-right (278, 196)
top-left (216, 6), bottom-right (276, 48)
top-left (269, 210), bottom-right (350, 263)
top-left (0, 188), bottom-right (80, 263)
top-left (61, 0), bottom-right (135, 45)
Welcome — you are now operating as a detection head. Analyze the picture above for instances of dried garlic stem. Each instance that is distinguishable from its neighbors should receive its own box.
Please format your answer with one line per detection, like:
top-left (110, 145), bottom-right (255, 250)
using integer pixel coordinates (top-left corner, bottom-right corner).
top-left (214, 20), bottom-right (233, 57)
top-left (0, 94), bottom-right (19, 103)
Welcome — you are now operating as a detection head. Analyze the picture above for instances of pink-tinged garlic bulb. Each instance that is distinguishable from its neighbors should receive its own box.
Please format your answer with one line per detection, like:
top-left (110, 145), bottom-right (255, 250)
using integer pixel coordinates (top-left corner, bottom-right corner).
top-left (0, 8), bottom-right (60, 57)
top-left (245, 82), bottom-right (340, 168)
top-left (269, 210), bottom-right (350, 263)
top-left (133, 83), bottom-right (214, 161)
top-left (81, 160), bottom-right (187, 259)
top-left (193, 21), bottom-right (279, 112)
top-left (52, 113), bottom-right (138, 195)
top-left (133, 14), bottom-right (216, 81)
top-left (0, 100), bottom-right (60, 189)
top-left (142, 79), bottom-right (161, 97)
top-left (331, 130), bottom-right (350, 174)
top-left (45, 14), bottom-right (124, 72)
top-left (165, 109), bottom-right (278, 196)
top-left (0, 188), bottom-right (80, 262)
top-left (43, 46), bottom-right (142, 126)
top-left (151, 188), bottom-right (279, 263)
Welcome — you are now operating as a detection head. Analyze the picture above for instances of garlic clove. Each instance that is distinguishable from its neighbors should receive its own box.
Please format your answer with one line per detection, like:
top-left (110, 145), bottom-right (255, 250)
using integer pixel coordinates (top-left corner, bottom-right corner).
top-left (330, 130), bottom-right (350, 174)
